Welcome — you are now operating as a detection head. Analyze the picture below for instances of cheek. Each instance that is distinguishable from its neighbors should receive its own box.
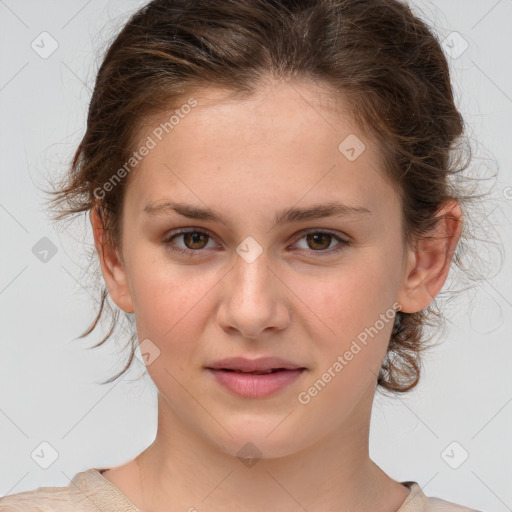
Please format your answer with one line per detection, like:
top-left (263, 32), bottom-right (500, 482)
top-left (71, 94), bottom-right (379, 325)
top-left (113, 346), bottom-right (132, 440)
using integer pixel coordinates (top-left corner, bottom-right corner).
top-left (292, 263), bottom-right (396, 416)
top-left (297, 257), bottom-right (395, 333)
top-left (128, 256), bottom-right (218, 352)
top-left (292, 254), bottom-right (398, 370)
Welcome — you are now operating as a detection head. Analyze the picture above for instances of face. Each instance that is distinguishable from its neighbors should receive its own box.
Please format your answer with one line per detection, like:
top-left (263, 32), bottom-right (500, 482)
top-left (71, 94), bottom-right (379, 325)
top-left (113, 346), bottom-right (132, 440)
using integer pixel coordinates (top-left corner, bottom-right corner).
top-left (93, 79), bottom-right (453, 459)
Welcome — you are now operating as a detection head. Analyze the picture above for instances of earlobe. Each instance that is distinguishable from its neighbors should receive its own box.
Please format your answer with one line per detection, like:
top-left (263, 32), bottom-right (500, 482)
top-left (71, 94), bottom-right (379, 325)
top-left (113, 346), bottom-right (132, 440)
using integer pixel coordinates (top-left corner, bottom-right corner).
top-left (397, 200), bottom-right (463, 314)
top-left (90, 207), bottom-right (135, 314)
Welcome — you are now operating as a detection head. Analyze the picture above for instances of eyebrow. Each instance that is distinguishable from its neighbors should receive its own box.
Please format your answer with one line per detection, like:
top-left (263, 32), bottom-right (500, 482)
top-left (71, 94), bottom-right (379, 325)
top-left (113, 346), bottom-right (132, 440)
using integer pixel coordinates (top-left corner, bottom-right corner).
top-left (144, 200), bottom-right (372, 229)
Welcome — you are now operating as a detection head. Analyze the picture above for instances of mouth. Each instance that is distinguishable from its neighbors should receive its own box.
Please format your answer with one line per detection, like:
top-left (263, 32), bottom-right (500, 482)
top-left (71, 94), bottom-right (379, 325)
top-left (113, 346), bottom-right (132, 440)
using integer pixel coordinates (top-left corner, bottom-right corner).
top-left (206, 356), bottom-right (307, 373)
top-left (215, 368), bottom-right (294, 374)
top-left (205, 357), bottom-right (307, 398)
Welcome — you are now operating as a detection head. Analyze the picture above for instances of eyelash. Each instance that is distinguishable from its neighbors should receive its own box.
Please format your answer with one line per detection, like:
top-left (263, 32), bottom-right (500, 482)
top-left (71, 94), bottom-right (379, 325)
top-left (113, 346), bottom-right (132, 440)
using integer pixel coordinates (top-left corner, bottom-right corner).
top-left (162, 228), bottom-right (351, 257)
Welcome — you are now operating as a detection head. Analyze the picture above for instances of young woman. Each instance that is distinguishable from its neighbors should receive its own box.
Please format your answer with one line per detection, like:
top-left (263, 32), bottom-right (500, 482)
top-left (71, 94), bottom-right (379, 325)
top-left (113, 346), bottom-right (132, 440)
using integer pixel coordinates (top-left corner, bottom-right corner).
top-left (0, 0), bottom-right (488, 510)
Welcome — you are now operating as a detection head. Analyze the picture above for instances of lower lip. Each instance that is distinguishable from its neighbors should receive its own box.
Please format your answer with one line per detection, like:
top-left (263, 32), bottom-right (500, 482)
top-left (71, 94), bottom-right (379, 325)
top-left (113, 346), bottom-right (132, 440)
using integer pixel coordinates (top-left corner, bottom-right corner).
top-left (207, 368), bottom-right (306, 398)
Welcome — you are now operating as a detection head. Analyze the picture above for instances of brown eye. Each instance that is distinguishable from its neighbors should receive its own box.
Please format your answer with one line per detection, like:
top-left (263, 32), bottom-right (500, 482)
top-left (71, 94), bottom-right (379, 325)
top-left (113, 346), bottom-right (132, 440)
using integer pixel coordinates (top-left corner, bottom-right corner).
top-left (182, 231), bottom-right (209, 250)
top-left (293, 230), bottom-right (350, 255)
top-left (163, 229), bottom-right (217, 255)
top-left (305, 232), bottom-right (332, 251)
top-left (163, 228), bottom-right (350, 258)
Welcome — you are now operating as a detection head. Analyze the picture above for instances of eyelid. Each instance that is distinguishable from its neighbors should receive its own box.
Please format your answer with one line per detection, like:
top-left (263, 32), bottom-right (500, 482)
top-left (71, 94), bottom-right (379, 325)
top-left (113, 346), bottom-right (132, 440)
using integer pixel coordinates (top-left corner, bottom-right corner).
top-left (293, 227), bottom-right (351, 244)
top-left (163, 226), bottom-right (351, 255)
top-left (163, 227), bottom-right (221, 251)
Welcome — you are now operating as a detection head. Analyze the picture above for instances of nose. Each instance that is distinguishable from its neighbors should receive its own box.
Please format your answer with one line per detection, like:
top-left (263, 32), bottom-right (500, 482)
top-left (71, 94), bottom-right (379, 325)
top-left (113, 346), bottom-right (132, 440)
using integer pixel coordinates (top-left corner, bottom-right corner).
top-left (215, 251), bottom-right (290, 340)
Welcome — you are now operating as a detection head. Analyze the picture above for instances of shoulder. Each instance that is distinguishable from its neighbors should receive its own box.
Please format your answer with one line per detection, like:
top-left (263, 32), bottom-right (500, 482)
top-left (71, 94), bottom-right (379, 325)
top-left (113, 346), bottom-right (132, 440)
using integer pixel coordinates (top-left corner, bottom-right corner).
top-left (0, 484), bottom-right (71, 512)
top-left (400, 482), bottom-right (485, 512)
top-left (426, 497), bottom-right (484, 512)
top-left (0, 468), bottom-right (129, 512)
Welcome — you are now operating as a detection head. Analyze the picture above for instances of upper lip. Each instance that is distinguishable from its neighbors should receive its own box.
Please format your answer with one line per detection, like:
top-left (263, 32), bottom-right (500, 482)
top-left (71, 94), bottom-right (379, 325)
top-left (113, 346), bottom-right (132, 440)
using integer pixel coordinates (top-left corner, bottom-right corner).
top-left (206, 357), bottom-right (306, 372)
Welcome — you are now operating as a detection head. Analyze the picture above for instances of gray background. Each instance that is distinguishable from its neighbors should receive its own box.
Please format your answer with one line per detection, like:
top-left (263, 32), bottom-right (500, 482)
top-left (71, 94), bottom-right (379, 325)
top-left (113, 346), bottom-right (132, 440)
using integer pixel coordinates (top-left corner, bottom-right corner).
top-left (0, 1), bottom-right (511, 510)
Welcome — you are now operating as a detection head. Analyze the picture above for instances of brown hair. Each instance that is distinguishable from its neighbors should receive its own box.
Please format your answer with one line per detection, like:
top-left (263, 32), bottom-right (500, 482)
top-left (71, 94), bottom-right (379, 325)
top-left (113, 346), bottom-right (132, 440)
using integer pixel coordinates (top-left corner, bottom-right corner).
top-left (44, 0), bottom-right (497, 395)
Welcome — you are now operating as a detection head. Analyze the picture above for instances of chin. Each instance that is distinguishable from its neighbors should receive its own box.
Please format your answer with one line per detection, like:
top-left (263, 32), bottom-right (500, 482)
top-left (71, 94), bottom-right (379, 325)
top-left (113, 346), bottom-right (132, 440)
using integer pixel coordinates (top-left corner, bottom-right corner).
top-left (201, 415), bottom-right (317, 462)
top-left (215, 435), bottom-right (301, 462)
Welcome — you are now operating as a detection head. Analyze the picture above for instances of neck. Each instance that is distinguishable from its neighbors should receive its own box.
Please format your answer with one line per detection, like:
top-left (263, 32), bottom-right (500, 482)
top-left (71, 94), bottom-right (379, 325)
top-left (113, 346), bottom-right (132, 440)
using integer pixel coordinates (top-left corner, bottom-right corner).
top-left (130, 393), bottom-right (410, 512)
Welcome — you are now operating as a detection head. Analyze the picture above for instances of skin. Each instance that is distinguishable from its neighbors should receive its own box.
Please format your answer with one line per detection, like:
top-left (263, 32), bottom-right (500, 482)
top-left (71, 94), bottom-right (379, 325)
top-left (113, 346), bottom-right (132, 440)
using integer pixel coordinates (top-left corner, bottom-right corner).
top-left (91, 78), bottom-right (462, 512)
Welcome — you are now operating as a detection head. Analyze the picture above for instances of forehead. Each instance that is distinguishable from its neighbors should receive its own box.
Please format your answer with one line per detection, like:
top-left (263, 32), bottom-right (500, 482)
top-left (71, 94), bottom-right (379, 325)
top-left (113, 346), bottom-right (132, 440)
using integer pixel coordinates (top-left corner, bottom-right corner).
top-left (123, 80), bottom-right (397, 223)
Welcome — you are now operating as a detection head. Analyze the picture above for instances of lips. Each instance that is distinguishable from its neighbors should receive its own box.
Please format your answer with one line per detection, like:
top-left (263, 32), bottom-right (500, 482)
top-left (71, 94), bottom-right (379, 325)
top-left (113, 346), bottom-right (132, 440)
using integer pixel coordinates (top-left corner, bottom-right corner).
top-left (205, 357), bottom-right (307, 398)
top-left (220, 368), bottom-right (281, 375)
top-left (206, 356), bottom-right (306, 373)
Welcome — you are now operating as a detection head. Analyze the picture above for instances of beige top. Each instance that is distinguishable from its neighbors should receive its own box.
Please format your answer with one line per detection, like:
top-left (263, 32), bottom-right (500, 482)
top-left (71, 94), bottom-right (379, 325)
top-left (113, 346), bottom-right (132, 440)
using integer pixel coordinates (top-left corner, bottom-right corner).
top-left (0, 468), bottom-right (482, 511)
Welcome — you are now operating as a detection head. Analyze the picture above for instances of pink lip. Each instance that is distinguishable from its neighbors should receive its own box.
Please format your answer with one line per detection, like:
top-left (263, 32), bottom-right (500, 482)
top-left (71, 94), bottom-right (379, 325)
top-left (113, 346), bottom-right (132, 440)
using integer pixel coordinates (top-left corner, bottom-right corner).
top-left (207, 368), bottom-right (306, 398)
top-left (206, 356), bottom-right (305, 372)
top-left (205, 357), bottom-right (307, 398)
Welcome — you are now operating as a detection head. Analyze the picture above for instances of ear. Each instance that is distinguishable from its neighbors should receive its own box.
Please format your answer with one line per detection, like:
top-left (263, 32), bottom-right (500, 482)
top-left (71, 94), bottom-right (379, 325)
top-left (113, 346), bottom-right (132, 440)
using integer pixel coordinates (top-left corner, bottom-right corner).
top-left (90, 207), bottom-right (134, 314)
top-left (397, 199), bottom-right (463, 314)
